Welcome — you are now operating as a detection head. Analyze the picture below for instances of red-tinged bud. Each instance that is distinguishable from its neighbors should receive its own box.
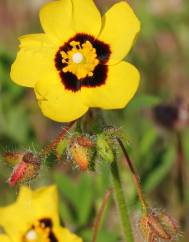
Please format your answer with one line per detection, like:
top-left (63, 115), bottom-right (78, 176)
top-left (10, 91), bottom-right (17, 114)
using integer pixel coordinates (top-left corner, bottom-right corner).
top-left (3, 152), bottom-right (23, 166)
top-left (69, 143), bottom-right (89, 171)
top-left (139, 209), bottom-right (179, 242)
top-left (8, 162), bottom-right (28, 186)
top-left (8, 152), bottom-right (40, 186)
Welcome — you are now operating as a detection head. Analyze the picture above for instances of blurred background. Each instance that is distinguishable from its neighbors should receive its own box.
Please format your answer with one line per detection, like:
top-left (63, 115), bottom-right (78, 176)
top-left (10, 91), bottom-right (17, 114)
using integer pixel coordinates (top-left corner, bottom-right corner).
top-left (0, 0), bottom-right (189, 241)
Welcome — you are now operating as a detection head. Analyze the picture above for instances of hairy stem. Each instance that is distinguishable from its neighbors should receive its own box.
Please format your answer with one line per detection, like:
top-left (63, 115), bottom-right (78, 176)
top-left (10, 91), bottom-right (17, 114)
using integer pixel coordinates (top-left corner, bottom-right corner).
top-left (92, 190), bottom-right (111, 242)
top-left (41, 121), bottom-right (75, 159)
top-left (111, 157), bottom-right (135, 242)
top-left (116, 137), bottom-right (148, 214)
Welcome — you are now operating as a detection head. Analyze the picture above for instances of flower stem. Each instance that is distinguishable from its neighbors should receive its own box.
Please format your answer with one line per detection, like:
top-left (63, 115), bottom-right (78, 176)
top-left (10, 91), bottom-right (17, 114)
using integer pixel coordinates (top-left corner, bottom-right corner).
top-left (175, 131), bottom-right (185, 203)
top-left (110, 157), bottom-right (135, 242)
top-left (92, 190), bottom-right (111, 242)
top-left (116, 137), bottom-right (148, 214)
top-left (41, 121), bottom-right (75, 159)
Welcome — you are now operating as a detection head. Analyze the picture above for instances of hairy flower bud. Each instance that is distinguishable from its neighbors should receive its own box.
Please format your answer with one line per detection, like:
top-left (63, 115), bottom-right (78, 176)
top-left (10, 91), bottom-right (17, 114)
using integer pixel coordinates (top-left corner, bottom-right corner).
top-left (76, 135), bottom-right (94, 148)
top-left (139, 209), bottom-right (179, 242)
top-left (67, 134), bottom-right (96, 171)
top-left (8, 152), bottom-right (40, 186)
top-left (69, 142), bottom-right (89, 171)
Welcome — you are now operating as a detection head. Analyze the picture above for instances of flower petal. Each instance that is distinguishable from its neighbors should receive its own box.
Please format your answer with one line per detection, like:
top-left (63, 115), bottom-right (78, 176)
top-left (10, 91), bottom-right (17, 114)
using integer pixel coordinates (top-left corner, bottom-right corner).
top-left (55, 227), bottom-right (83, 242)
top-left (71, 0), bottom-right (101, 36)
top-left (0, 186), bottom-right (60, 242)
top-left (99, 2), bottom-right (140, 65)
top-left (35, 71), bottom-right (89, 122)
top-left (0, 235), bottom-right (11, 242)
top-left (10, 34), bottom-right (56, 87)
top-left (39, 0), bottom-right (74, 43)
top-left (32, 186), bottom-right (59, 226)
top-left (89, 61), bottom-right (140, 109)
top-left (0, 188), bottom-right (34, 242)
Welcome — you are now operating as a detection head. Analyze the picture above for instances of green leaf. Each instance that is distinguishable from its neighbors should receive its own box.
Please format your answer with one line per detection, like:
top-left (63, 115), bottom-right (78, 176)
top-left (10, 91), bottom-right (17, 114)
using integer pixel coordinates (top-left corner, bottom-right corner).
top-left (59, 201), bottom-right (75, 225)
top-left (3, 105), bottom-right (30, 143)
top-left (144, 146), bottom-right (176, 192)
top-left (139, 128), bottom-right (158, 156)
top-left (54, 173), bottom-right (94, 226)
top-left (54, 173), bottom-right (78, 205)
top-left (76, 174), bottom-right (94, 225)
top-left (81, 228), bottom-right (119, 242)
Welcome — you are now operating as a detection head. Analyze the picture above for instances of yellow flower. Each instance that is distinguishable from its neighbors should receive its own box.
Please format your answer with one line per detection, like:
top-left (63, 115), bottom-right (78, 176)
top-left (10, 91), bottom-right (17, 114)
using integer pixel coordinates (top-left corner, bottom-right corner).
top-left (0, 186), bottom-right (82, 242)
top-left (11, 0), bottom-right (140, 122)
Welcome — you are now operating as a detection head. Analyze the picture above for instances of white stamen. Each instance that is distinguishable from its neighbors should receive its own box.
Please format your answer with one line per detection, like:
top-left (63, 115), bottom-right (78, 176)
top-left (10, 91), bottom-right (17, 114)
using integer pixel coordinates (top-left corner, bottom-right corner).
top-left (26, 230), bottom-right (38, 241)
top-left (72, 52), bottom-right (84, 64)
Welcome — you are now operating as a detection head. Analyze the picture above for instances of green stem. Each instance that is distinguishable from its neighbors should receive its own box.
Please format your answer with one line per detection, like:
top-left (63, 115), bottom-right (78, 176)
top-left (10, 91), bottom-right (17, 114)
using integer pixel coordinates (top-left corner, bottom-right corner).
top-left (110, 158), bottom-right (134, 242)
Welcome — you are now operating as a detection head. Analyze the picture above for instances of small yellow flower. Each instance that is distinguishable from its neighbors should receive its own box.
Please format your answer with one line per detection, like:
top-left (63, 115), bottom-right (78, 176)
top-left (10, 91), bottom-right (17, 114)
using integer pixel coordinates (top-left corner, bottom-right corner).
top-left (0, 186), bottom-right (82, 242)
top-left (11, 0), bottom-right (140, 122)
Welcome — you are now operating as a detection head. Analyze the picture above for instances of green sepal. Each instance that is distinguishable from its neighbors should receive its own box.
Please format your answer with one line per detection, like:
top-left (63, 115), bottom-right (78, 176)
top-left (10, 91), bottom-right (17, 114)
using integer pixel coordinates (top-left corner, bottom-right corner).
top-left (96, 134), bottom-right (114, 163)
top-left (56, 138), bottom-right (68, 158)
top-left (43, 151), bottom-right (58, 167)
top-left (88, 149), bottom-right (97, 171)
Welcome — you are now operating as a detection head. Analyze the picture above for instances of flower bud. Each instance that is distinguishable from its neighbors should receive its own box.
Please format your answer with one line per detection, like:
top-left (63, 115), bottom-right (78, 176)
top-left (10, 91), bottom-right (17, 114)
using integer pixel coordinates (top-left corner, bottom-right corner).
top-left (96, 134), bottom-right (114, 163)
top-left (139, 209), bottom-right (179, 241)
top-left (76, 135), bottom-right (94, 148)
top-left (69, 142), bottom-right (89, 171)
top-left (8, 152), bottom-right (40, 186)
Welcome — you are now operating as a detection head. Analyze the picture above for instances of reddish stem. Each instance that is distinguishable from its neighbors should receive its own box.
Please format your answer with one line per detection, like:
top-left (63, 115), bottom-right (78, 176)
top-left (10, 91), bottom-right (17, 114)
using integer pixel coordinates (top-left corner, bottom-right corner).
top-left (41, 121), bottom-right (75, 160)
top-left (116, 137), bottom-right (148, 213)
top-left (176, 131), bottom-right (185, 202)
top-left (92, 190), bottom-right (111, 242)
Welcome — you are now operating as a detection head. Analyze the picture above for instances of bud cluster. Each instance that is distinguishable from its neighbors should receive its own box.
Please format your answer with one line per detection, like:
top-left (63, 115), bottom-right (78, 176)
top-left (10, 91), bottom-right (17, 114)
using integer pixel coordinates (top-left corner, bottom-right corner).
top-left (43, 127), bottom-right (122, 172)
top-left (2, 126), bottom-right (128, 185)
top-left (2, 127), bottom-right (121, 186)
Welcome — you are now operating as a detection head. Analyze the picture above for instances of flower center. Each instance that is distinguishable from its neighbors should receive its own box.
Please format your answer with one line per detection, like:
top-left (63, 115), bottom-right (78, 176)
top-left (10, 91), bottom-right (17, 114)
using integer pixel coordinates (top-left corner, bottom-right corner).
top-left (23, 219), bottom-right (58, 242)
top-left (25, 230), bottom-right (38, 241)
top-left (24, 227), bottom-right (49, 242)
top-left (60, 40), bottom-right (99, 79)
top-left (72, 52), bottom-right (84, 64)
top-left (55, 33), bottom-right (111, 92)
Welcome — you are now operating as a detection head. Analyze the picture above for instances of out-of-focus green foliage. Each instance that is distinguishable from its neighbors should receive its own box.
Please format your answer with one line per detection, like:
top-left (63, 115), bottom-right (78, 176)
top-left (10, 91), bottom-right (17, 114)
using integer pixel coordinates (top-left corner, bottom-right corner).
top-left (0, 50), bottom-right (32, 145)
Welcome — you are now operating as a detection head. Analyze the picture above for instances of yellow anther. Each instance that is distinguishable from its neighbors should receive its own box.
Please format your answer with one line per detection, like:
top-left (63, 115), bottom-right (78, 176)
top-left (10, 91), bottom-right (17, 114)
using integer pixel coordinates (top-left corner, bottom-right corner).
top-left (61, 40), bottom-right (99, 79)
top-left (70, 41), bottom-right (80, 47)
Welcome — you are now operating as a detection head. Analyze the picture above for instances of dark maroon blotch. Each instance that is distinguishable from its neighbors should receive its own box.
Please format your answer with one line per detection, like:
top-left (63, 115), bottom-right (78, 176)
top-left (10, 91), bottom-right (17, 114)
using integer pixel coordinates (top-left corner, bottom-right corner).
top-left (54, 33), bottom-right (111, 92)
top-left (39, 218), bottom-right (53, 228)
top-left (48, 231), bottom-right (58, 242)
